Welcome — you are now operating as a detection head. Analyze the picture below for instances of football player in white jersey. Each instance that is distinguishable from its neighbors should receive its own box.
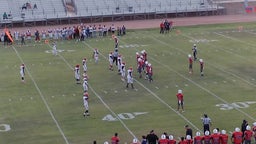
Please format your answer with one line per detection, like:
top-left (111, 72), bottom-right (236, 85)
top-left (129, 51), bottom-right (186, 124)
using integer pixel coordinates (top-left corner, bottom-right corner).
top-left (83, 92), bottom-right (90, 116)
top-left (93, 48), bottom-right (99, 64)
top-left (82, 77), bottom-right (88, 92)
top-left (117, 54), bottom-right (122, 74)
top-left (20, 64), bottom-right (25, 82)
top-left (82, 58), bottom-right (87, 73)
top-left (52, 42), bottom-right (57, 56)
top-left (121, 62), bottom-right (126, 82)
top-left (109, 51), bottom-right (114, 71)
top-left (126, 67), bottom-right (134, 89)
top-left (74, 64), bottom-right (80, 84)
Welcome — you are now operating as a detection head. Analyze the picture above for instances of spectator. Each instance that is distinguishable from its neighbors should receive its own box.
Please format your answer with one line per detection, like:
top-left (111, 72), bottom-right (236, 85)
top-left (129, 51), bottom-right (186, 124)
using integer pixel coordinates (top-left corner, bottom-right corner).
top-left (22, 4), bottom-right (27, 10)
top-left (3, 12), bottom-right (8, 20)
top-left (185, 125), bottom-right (193, 138)
top-left (33, 3), bottom-right (37, 9)
top-left (146, 130), bottom-right (159, 144)
top-left (201, 114), bottom-right (212, 134)
top-left (241, 119), bottom-right (248, 137)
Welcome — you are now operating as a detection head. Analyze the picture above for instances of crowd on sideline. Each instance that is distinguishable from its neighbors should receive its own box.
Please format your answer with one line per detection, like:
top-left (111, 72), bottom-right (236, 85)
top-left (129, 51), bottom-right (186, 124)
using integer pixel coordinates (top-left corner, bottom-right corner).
top-left (0, 23), bottom-right (126, 45)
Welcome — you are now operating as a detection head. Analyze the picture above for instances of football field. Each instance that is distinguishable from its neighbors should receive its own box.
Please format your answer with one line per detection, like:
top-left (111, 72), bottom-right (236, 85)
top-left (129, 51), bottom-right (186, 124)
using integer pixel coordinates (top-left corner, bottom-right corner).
top-left (0, 22), bottom-right (256, 143)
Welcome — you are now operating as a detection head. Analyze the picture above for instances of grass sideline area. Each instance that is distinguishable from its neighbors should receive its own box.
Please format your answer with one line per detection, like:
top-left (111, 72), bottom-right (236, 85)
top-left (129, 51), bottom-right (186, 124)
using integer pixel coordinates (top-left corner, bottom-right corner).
top-left (0, 22), bottom-right (256, 143)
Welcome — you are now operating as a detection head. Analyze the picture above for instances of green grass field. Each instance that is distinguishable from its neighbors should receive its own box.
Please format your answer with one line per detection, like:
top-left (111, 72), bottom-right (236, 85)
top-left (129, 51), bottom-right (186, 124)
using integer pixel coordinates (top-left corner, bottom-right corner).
top-left (1, 22), bottom-right (256, 144)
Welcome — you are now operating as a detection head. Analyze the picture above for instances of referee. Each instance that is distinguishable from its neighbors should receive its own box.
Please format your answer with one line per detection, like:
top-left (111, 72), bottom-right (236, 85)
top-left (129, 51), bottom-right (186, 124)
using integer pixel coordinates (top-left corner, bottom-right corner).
top-left (201, 114), bottom-right (212, 133)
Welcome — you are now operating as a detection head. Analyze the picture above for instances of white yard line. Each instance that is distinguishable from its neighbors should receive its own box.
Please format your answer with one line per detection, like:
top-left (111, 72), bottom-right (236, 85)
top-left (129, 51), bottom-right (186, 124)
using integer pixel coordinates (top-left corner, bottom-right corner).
top-left (138, 34), bottom-right (256, 121)
top-left (12, 46), bottom-right (70, 144)
top-left (80, 42), bottom-right (138, 139)
top-left (85, 40), bottom-right (202, 132)
top-left (180, 33), bottom-right (256, 87)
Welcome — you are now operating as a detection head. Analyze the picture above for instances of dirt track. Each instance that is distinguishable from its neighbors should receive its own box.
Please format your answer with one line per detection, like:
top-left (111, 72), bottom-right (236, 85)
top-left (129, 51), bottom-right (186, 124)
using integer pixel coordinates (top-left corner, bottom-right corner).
top-left (5, 14), bottom-right (256, 33)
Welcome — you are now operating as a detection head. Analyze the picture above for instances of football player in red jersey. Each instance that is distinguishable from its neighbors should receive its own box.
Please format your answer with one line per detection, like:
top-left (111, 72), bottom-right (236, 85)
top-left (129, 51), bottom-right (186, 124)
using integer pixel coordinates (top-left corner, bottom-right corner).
top-left (185, 135), bottom-right (193, 144)
top-left (220, 130), bottom-right (228, 144)
top-left (188, 54), bottom-right (193, 74)
top-left (244, 125), bottom-right (253, 144)
top-left (211, 129), bottom-right (221, 144)
top-left (159, 134), bottom-right (169, 144)
top-left (194, 132), bottom-right (203, 144)
top-left (176, 89), bottom-right (184, 112)
top-left (111, 133), bottom-right (120, 144)
top-left (168, 135), bottom-right (177, 144)
top-left (232, 128), bottom-right (243, 144)
top-left (252, 122), bottom-right (256, 143)
top-left (203, 131), bottom-right (211, 144)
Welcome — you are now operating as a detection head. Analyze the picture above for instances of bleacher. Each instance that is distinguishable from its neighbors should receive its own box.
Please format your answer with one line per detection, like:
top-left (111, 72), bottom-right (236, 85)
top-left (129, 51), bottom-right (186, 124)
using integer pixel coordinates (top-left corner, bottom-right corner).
top-left (0, 0), bottom-right (220, 26)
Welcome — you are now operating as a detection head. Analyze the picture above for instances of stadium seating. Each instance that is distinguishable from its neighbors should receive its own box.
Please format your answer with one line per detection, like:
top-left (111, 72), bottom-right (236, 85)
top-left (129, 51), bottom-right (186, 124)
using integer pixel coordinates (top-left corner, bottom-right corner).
top-left (0, 0), bottom-right (217, 22)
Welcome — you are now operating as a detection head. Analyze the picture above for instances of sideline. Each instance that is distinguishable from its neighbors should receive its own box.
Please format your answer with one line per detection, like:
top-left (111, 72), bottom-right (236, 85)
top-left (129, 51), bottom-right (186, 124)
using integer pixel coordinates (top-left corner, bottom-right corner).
top-left (11, 46), bottom-right (70, 144)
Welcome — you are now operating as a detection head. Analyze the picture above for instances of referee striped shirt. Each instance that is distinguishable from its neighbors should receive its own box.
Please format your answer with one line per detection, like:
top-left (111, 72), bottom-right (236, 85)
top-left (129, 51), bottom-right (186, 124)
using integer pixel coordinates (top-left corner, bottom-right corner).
top-left (202, 117), bottom-right (211, 125)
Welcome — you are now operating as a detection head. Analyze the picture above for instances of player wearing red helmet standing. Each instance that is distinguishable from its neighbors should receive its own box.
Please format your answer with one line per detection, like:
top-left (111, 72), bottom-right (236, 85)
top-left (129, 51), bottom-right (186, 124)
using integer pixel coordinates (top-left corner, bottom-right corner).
top-left (109, 51), bottom-right (114, 71)
top-left (82, 58), bottom-right (87, 73)
top-left (83, 92), bottom-right (90, 117)
top-left (117, 54), bottom-right (122, 74)
top-left (20, 64), bottom-right (25, 82)
top-left (92, 48), bottom-right (99, 64)
top-left (121, 62), bottom-right (126, 82)
top-left (147, 63), bottom-right (153, 82)
top-left (74, 64), bottom-right (80, 84)
top-left (126, 67), bottom-right (134, 89)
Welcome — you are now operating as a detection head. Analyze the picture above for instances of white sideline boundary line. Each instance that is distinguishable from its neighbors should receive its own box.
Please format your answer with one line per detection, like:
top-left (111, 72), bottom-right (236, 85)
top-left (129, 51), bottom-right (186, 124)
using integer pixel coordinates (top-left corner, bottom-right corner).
top-left (180, 33), bottom-right (256, 87)
top-left (83, 41), bottom-right (202, 132)
top-left (46, 43), bottom-right (138, 140)
top-left (11, 46), bottom-right (70, 144)
top-left (141, 34), bottom-right (256, 121)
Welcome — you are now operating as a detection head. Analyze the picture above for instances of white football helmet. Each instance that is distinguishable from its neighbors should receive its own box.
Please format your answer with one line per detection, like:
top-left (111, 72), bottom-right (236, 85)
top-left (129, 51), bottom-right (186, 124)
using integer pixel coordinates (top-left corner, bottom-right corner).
top-left (169, 135), bottom-right (174, 140)
top-left (188, 54), bottom-right (192, 58)
top-left (205, 131), bottom-right (210, 136)
top-left (104, 142), bottom-right (109, 144)
top-left (235, 127), bottom-right (240, 132)
top-left (178, 89), bottom-right (182, 93)
top-left (213, 129), bottom-right (218, 134)
top-left (246, 125), bottom-right (251, 130)
top-left (186, 135), bottom-right (191, 140)
top-left (133, 138), bottom-right (138, 143)
top-left (253, 122), bottom-right (256, 126)
top-left (199, 59), bottom-right (203, 62)
top-left (221, 130), bottom-right (226, 134)
top-left (196, 132), bottom-right (201, 136)
top-left (161, 134), bottom-right (166, 139)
